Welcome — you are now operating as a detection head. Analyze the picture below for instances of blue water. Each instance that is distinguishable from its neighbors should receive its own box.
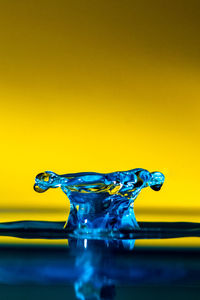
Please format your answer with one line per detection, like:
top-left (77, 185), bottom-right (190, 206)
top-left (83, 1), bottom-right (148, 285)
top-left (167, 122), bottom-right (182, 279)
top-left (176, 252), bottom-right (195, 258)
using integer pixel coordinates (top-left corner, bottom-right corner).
top-left (1, 162), bottom-right (200, 300)
top-left (0, 242), bottom-right (199, 300)
top-left (34, 168), bottom-right (164, 232)
top-left (0, 219), bottom-right (199, 299)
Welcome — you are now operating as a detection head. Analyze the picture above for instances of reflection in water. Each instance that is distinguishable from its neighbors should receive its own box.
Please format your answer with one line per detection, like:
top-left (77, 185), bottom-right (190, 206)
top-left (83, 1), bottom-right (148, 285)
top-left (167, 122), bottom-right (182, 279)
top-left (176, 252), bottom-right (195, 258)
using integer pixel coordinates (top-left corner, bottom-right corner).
top-left (74, 245), bottom-right (115, 300)
top-left (0, 236), bottom-right (198, 300)
top-left (0, 220), bottom-right (199, 299)
top-left (69, 239), bottom-right (135, 300)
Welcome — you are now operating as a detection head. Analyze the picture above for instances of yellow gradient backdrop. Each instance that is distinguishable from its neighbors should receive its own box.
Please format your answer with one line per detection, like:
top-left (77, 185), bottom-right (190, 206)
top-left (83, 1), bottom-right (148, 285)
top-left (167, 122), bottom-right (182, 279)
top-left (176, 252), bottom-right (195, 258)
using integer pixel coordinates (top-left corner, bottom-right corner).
top-left (0, 1), bottom-right (199, 228)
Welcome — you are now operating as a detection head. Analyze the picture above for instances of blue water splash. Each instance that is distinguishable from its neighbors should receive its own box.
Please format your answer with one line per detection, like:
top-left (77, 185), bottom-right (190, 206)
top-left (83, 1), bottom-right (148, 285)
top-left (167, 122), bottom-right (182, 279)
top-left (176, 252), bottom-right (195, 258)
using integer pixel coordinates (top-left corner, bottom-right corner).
top-left (34, 168), bottom-right (165, 232)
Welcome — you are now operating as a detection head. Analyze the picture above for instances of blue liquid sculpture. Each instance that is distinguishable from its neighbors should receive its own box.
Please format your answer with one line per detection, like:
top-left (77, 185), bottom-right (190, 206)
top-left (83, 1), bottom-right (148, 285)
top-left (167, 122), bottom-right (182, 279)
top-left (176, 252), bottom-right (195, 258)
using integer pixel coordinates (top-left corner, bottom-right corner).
top-left (34, 168), bottom-right (165, 233)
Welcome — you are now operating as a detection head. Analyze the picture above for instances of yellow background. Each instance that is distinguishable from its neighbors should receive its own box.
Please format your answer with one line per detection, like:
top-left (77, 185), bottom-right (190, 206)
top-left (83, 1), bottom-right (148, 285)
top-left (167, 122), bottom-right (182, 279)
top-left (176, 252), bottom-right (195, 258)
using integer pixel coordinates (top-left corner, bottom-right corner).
top-left (0, 0), bottom-right (199, 237)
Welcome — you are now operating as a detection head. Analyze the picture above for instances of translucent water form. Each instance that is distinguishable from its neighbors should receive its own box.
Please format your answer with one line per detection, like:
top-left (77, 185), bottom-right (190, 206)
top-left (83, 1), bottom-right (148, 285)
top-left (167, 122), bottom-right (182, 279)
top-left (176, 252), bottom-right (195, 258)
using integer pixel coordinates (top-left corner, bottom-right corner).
top-left (34, 169), bottom-right (165, 233)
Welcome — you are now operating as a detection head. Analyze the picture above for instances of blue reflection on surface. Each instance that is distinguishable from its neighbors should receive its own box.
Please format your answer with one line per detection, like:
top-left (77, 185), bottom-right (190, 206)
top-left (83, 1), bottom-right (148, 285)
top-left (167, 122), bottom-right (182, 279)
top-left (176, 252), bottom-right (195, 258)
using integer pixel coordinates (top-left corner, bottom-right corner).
top-left (71, 239), bottom-right (133, 300)
top-left (0, 238), bottom-right (199, 300)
